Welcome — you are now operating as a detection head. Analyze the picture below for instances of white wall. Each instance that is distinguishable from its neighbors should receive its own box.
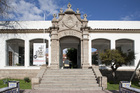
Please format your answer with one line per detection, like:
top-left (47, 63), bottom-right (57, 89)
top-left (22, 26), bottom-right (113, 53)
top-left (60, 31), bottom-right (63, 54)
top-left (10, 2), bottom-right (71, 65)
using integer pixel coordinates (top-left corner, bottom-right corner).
top-left (1, 32), bottom-right (140, 70)
top-left (89, 33), bottom-right (140, 69)
top-left (0, 33), bottom-right (51, 69)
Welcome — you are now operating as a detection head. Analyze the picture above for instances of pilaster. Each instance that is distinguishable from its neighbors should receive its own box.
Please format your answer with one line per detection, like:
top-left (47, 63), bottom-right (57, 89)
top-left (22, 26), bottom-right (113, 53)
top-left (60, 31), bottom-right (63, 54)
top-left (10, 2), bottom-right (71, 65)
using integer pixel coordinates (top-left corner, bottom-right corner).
top-left (48, 39), bottom-right (51, 66)
top-left (25, 40), bottom-right (29, 67)
top-left (50, 27), bottom-right (59, 69)
top-left (111, 39), bottom-right (115, 49)
top-left (81, 27), bottom-right (90, 69)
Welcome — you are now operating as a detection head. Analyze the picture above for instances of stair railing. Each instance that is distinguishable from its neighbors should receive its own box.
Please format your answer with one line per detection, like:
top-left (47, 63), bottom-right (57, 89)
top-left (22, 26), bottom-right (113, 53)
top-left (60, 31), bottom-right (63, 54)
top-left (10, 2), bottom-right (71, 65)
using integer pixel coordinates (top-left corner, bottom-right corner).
top-left (31, 65), bottom-right (47, 89)
top-left (92, 65), bottom-right (107, 90)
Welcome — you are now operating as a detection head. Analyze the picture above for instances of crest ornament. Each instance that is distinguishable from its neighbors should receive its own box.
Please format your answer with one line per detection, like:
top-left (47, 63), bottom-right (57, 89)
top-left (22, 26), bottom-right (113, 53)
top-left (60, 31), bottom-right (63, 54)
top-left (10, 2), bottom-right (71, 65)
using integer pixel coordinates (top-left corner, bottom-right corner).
top-left (53, 14), bottom-right (57, 18)
top-left (83, 14), bottom-right (87, 20)
top-left (67, 3), bottom-right (72, 9)
top-left (63, 16), bottom-right (76, 29)
top-left (60, 8), bottom-right (63, 13)
top-left (76, 8), bottom-right (80, 13)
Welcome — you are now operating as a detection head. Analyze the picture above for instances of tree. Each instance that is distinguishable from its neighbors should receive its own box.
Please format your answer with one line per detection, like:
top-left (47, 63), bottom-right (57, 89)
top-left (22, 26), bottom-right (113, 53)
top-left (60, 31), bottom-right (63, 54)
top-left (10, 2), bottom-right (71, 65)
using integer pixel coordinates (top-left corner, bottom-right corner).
top-left (99, 49), bottom-right (135, 80)
top-left (0, 0), bottom-right (9, 17)
top-left (66, 48), bottom-right (77, 67)
top-left (92, 51), bottom-right (98, 65)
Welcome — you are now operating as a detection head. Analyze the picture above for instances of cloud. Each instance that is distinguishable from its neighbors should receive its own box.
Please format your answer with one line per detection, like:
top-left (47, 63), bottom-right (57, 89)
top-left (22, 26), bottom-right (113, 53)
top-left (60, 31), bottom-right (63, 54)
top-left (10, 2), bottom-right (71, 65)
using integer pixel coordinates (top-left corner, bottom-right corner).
top-left (121, 11), bottom-right (140, 21)
top-left (6, 0), bottom-right (43, 20)
top-left (121, 16), bottom-right (132, 21)
top-left (4, 0), bottom-right (62, 21)
top-left (38, 0), bottom-right (60, 16)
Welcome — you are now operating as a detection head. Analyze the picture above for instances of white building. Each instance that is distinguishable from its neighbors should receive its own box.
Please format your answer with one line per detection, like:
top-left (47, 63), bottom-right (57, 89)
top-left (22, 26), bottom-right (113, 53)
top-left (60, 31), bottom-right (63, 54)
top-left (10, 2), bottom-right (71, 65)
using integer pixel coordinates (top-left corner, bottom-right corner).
top-left (0, 3), bottom-right (140, 74)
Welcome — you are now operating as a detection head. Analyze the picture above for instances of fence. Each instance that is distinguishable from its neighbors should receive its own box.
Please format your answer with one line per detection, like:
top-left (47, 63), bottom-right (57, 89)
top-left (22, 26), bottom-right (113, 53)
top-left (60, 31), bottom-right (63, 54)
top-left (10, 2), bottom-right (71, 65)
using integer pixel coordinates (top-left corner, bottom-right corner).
top-left (119, 81), bottom-right (140, 93)
top-left (0, 81), bottom-right (20, 93)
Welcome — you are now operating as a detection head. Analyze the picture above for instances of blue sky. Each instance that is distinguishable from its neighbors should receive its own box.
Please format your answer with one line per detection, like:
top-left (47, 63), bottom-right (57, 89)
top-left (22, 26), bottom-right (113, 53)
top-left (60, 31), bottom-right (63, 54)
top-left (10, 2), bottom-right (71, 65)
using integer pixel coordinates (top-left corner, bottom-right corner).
top-left (1, 0), bottom-right (140, 21)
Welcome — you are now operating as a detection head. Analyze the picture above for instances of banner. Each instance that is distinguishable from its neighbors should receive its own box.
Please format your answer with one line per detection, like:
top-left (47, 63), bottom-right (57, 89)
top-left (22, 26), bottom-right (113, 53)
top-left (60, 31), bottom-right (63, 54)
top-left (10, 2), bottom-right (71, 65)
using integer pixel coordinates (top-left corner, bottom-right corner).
top-left (33, 43), bottom-right (46, 66)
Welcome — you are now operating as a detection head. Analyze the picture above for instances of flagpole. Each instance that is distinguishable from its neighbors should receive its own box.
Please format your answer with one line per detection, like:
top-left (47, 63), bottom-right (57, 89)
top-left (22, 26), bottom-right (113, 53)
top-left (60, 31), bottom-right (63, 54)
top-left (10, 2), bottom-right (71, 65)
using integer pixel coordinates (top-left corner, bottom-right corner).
top-left (43, 13), bottom-right (46, 65)
top-left (130, 60), bottom-right (140, 83)
top-left (43, 13), bottom-right (45, 43)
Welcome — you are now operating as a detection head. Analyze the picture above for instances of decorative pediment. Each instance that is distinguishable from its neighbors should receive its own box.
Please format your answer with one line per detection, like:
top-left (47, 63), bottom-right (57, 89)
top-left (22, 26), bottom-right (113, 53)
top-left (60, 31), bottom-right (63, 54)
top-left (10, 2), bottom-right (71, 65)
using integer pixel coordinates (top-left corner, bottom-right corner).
top-left (51, 3), bottom-right (88, 31)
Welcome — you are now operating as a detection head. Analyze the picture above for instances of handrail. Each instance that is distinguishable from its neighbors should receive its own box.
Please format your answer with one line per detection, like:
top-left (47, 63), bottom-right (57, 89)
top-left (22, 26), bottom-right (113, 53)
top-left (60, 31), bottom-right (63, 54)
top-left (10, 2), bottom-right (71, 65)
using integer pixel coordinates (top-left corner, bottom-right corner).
top-left (32, 65), bottom-right (47, 89)
top-left (121, 86), bottom-right (140, 93)
top-left (92, 65), bottom-right (107, 89)
top-left (130, 60), bottom-right (140, 82)
top-left (0, 87), bottom-right (17, 93)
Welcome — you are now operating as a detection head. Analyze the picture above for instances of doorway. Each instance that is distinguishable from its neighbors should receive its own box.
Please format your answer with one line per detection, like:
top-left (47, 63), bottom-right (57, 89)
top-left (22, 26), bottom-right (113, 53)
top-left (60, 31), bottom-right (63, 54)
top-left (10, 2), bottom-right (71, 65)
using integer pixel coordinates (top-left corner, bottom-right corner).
top-left (59, 36), bottom-right (81, 69)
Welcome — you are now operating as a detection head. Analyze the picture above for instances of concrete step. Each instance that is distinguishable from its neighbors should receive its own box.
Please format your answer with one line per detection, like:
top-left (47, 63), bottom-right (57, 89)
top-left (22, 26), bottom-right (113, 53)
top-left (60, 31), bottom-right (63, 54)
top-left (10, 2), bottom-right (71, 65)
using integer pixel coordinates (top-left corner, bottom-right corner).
top-left (39, 84), bottom-right (99, 87)
top-left (40, 83), bottom-right (98, 86)
top-left (47, 69), bottom-right (92, 71)
top-left (35, 69), bottom-right (101, 90)
top-left (41, 78), bottom-right (96, 81)
top-left (45, 72), bottom-right (94, 75)
top-left (43, 74), bottom-right (95, 77)
top-left (46, 70), bottom-right (93, 73)
top-left (42, 77), bottom-right (96, 80)
top-left (43, 75), bottom-right (95, 78)
top-left (40, 80), bottom-right (97, 84)
top-left (46, 69), bottom-right (92, 71)
top-left (40, 82), bottom-right (97, 85)
top-left (35, 87), bottom-right (102, 90)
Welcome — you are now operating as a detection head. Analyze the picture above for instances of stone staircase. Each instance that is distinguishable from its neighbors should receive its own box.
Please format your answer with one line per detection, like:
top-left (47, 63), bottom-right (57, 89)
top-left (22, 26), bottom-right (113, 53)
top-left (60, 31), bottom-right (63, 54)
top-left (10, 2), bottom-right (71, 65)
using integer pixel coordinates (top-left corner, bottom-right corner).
top-left (34, 69), bottom-right (102, 90)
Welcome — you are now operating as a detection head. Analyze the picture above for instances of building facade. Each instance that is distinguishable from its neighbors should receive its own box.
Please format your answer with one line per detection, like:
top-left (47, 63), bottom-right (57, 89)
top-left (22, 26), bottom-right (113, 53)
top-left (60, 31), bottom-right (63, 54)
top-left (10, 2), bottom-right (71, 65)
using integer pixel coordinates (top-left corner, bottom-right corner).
top-left (0, 3), bottom-right (140, 72)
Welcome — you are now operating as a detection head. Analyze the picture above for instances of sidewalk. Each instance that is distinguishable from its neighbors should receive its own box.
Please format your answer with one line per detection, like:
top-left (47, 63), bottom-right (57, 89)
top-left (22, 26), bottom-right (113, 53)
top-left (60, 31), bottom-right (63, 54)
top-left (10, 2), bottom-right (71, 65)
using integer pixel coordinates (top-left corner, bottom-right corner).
top-left (21, 89), bottom-right (119, 93)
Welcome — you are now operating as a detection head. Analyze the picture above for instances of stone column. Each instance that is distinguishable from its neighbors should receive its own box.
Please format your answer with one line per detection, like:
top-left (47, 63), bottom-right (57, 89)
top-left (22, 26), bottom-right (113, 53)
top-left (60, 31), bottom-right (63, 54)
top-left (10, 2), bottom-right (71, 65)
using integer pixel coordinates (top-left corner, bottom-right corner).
top-left (82, 28), bottom-right (90, 69)
top-left (82, 39), bottom-right (90, 68)
top-left (77, 44), bottom-right (80, 68)
top-left (48, 39), bottom-right (51, 66)
top-left (81, 40), bottom-right (83, 67)
top-left (111, 39), bottom-right (116, 49)
top-left (50, 27), bottom-right (59, 69)
top-left (88, 39), bottom-right (92, 66)
top-left (51, 40), bottom-right (59, 69)
top-left (25, 40), bottom-right (29, 67)
top-left (59, 46), bottom-right (63, 69)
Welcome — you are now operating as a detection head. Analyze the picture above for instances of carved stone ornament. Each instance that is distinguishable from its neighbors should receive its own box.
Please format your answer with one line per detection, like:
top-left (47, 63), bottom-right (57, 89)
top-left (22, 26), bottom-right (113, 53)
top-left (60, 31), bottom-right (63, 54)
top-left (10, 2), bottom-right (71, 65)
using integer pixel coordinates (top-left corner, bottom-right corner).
top-left (76, 8), bottom-right (80, 13)
top-left (53, 14), bottom-right (57, 18)
top-left (63, 16), bottom-right (76, 29)
top-left (60, 8), bottom-right (63, 13)
top-left (83, 14), bottom-right (87, 20)
top-left (67, 3), bottom-right (72, 9)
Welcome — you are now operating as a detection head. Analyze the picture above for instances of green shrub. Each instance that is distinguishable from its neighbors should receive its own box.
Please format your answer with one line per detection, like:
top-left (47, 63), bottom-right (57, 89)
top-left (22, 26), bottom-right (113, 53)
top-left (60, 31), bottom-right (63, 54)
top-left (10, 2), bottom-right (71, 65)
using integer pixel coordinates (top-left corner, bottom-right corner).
top-left (24, 77), bottom-right (30, 83)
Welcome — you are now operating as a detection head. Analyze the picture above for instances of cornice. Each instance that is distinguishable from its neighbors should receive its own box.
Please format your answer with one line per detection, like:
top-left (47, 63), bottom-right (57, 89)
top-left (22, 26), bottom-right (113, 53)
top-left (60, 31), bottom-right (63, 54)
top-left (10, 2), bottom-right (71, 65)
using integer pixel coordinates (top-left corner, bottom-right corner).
top-left (0, 29), bottom-right (50, 33)
top-left (1, 28), bottom-right (140, 34)
top-left (89, 29), bottom-right (140, 33)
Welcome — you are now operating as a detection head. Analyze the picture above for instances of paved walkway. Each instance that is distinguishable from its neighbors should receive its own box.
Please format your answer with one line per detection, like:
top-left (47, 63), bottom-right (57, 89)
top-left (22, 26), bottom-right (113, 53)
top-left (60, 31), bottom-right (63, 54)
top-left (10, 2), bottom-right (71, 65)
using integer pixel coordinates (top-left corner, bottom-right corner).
top-left (21, 89), bottom-right (119, 93)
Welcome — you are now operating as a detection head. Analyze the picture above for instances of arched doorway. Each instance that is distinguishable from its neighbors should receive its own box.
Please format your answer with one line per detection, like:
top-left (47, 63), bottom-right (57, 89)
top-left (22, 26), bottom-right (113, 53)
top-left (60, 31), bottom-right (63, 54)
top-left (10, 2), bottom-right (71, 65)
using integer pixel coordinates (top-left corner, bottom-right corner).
top-left (91, 39), bottom-right (110, 65)
top-left (116, 39), bottom-right (134, 66)
top-left (59, 36), bottom-right (81, 69)
top-left (6, 39), bottom-right (25, 66)
top-left (29, 39), bottom-right (48, 66)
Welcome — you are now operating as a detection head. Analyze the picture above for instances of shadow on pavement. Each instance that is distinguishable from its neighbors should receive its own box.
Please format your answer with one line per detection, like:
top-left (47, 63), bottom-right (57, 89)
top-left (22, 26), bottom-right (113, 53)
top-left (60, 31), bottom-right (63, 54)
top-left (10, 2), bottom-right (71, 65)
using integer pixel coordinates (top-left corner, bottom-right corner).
top-left (104, 90), bottom-right (119, 93)
top-left (20, 89), bottom-right (32, 93)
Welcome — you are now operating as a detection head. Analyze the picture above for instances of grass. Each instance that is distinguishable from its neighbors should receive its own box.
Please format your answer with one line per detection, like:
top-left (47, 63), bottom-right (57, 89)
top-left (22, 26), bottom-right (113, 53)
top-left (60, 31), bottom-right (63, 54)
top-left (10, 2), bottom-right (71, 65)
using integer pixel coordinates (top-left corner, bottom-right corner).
top-left (0, 78), bottom-right (31, 89)
top-left (131, 82), bottom-right (140, 89)
top-left (1, 78), bottom-right (140, 90)
top-left (107, 82), bottom-right (119, 90)
top-left (107, 81), bottom-right (140, 90)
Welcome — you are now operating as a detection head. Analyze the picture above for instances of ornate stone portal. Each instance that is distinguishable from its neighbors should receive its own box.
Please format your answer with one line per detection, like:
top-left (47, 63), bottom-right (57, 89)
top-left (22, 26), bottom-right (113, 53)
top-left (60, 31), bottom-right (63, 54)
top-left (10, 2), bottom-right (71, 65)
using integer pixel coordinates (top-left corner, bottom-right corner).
top-left (50, 3), bottom-right (90, 69)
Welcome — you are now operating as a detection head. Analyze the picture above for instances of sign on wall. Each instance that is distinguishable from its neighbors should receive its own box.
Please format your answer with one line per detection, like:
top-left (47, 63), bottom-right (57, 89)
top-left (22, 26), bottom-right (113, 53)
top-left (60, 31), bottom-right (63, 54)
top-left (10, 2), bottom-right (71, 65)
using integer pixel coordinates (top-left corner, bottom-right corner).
top-left (33, 43), bottom-right (46, 66)
top-left (9, 82), bottom-right (17, 87)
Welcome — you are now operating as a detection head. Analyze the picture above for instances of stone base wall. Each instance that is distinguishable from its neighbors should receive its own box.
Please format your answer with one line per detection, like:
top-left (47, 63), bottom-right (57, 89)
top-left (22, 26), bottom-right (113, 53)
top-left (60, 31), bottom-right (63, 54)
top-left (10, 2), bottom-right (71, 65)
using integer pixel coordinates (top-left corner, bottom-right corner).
top-left (100, 69), bottom-right (139, 82)
top-left (0, 69), bottom-right (40, 79)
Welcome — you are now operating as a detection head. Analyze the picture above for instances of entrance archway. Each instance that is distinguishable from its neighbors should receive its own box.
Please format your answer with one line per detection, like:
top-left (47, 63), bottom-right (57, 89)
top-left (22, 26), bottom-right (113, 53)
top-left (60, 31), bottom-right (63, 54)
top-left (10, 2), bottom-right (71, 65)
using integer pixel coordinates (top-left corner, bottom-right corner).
top-left (59, 36), bottom-right (81, 69)
top-left (6, 39), bottom-right (25, 66)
